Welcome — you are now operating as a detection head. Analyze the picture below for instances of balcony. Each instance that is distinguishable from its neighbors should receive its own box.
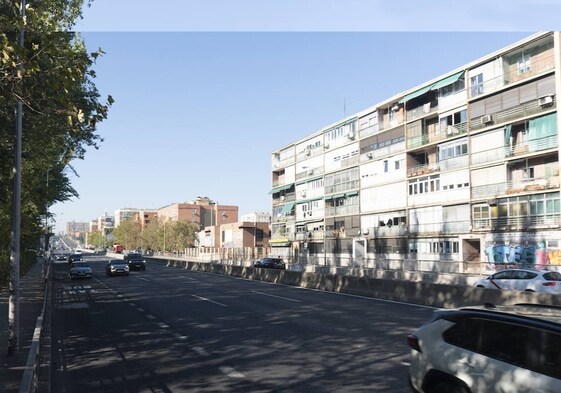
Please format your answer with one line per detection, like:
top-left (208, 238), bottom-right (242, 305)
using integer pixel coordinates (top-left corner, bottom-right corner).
top-left (407, 162), bottom-right (441, 178)
top-left (471, 174), bottom-right (560, 199)
top-left (407, 122), bottom-right (467, 150)
top-left (325, 180), bottom-right (360, 195)
top-left (296, 146), bottom-right (323, 162)
top-left (408, 219), bottom-right (471, 235)
top-left (471, 98), bottom-right (556, 131)
top-left (324, 204), bottom-right (359, 217)
top-left (471, 134), bottom-right (558, 167)
top-left (406, 101), bottom-right (439, 123)
top-left (272, 156), bottom-right (295, 170)
top-left (295, 167), bottom-right (324, 181)
top-left (272, 193), bottom-right (296, 205)
top-left (359, 123), bottom-right (379, 139)
top-left (473, 215), bottom-right (561, 231)
top-left (469, 52), bottom-right (555, 100)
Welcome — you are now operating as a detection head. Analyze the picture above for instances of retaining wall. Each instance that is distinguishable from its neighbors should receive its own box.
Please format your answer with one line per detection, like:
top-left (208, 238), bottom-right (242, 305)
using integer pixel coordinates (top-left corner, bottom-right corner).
top-left (146, 257), bottom-right (561, 309)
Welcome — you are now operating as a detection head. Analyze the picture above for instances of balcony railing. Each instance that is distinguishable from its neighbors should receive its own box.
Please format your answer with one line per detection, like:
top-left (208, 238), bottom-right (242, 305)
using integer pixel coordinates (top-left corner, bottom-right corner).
top-left (407, 162), bottom-right (441, 177)
top-left (473, 215), bottom-right (561, 231)
top-left (407, 122), bottom-right (467, 149)
top-left (359, 123), bottom-right (379, 139)
top-left (408, 219), bottom-right (471, 235)
top-left (468, 52), bottom-right (555, 100)
top-left (471, 98), bottom-right (556, 131)
top-left (471, 175), bottom-right (560, 199)
top-left (295, 167), bottom-right (324, 181)
top-left (272, 193), bottom-right (296, 205)
top-left (324, 204), bottom-right (359, 217)
top-left (471, 134), bottom-right (558, 167)
top-left (406, 102), bottom-right (439, 123)
top-left (325, 180), bottom-right (360, 195)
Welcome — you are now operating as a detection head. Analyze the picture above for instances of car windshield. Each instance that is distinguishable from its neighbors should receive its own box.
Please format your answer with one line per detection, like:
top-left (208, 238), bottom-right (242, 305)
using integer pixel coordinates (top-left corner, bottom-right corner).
top-left (110, 260), bottom-right (126, 265)
top-left (71, 262), bottom-right (88, 268)
top-left (127, 254), bottom-right (142, 259)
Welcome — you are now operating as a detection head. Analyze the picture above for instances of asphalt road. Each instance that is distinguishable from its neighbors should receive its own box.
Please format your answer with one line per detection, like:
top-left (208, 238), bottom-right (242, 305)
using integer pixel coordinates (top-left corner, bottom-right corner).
top-left (50, 254), bottom-right (435, 392)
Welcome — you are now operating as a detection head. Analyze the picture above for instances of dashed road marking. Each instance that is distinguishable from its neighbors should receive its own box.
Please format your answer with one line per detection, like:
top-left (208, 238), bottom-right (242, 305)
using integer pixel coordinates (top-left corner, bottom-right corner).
top-left (191, 294), bottom-right (228, 307)
top-left (220, 366), bottom-right (245, 379)
top-left (146, 314), bottom-right (156, 320)
top-left (251, 291), bottom-right (302, 303)
top-left (193, 346), bottom-right (210, 356)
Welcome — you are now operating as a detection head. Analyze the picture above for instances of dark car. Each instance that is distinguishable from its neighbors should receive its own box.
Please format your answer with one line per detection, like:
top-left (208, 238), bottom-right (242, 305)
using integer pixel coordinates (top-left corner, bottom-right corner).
top-left (105, 259), bottom-right (130, 276)
top-left (253, 257), bottom-right (286, 270)
top-left (124, 252), bottom-right (146, 271)
top-left (67, 253), bottom-right (83, 264)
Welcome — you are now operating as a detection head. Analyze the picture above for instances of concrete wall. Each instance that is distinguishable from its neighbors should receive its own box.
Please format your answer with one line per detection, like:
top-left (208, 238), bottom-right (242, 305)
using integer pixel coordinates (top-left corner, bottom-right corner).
top-left (146, 257), bottom-right (561, 309)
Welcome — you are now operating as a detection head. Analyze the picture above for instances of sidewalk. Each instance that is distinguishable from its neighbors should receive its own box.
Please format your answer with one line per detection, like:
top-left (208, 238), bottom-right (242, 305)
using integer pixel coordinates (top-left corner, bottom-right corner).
top-left (0, 260), bottom-right (48, 393)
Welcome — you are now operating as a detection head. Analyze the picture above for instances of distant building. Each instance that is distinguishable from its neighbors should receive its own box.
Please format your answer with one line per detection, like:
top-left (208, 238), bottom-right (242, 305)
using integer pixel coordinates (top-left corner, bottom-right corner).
top-left (240, 211), bottom-right (271, 223)
top-left (66, 221), bottom-right (88, 237)
top-left (114, 208), bottom-right (140, 227)
top-left (158, 196), bottom-right (238, 231)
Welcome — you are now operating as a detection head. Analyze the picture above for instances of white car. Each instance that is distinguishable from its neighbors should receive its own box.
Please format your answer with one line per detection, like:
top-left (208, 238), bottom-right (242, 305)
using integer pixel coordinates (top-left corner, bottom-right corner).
top-left (68, 261), bottom-right (93, 279)
top-left (473, 268), bottom-right (561, 293)
top-left (407, 304), bottom-right (561, 393)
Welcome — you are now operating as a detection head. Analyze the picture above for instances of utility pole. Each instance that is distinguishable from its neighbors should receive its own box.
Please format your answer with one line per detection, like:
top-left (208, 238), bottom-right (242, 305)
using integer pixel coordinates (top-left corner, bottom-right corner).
top-left (8, 0), bottom-right (26, 356)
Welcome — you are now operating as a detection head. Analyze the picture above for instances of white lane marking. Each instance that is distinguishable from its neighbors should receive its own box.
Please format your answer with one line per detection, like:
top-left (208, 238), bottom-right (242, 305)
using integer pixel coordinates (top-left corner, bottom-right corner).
top-left (157, 322), bottom-right (170, 329)
top-left (191, 294), bottom-right (228, 307)
top-left (137, 277), bottom-right (150, 282)
top-left (193, 346), bottom-right (210, 356)
top-left (182, 276), bottom-right (196, 280)
top-left (251, 291), bottom-right (302, 303)
top-left (220, 366), bottom-right (245, 379)
top-left (129, 302), bottom-right (136, 307)
top-left (401, 361), bottom-right (411, 367)
top-left (137, 307), bottom-right (145, 312)
top-left (146, 314), bottom-right (156, 320)
top-left (174, 333), bottom-right (188, 340)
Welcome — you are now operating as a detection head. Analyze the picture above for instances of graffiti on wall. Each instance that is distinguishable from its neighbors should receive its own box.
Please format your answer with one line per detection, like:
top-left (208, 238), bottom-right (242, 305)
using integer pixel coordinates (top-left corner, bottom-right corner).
top-left (484, 241), bottom-right (561, 270)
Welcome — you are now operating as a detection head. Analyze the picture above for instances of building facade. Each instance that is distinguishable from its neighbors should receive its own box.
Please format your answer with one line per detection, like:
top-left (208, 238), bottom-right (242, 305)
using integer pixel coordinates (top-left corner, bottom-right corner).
top-left (270, 32), bottom-right (561, 274)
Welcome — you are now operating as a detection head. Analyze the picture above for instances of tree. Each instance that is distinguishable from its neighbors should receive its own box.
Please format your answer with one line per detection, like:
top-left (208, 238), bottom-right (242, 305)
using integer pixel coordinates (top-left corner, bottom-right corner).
top-left (88, 230), bottom-right (107, 248)
top-left (0, 0), bottom-right (112, 287)
top-left (113, 220), bottom-right (141, 251)
top-left (140, 220), bottom-right (160, 252)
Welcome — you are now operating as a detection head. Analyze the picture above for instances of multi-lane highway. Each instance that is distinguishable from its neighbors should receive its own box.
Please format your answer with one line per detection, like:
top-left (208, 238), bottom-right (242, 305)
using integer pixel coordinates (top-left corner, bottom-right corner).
top-left (51, 254), bottom-right (435, 392)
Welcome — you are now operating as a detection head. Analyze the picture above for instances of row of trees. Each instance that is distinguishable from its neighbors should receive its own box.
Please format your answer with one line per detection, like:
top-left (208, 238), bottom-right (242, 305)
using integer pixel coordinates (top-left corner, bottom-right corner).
top-left (88, 220), bottom-right (200, 253)
top-left (0, 0), bottom-right (112, 287)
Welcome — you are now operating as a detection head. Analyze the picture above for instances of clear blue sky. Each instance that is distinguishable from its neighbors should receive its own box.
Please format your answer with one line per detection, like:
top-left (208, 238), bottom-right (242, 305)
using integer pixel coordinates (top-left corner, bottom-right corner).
top-left (51, 0), bottom-right (555, 233)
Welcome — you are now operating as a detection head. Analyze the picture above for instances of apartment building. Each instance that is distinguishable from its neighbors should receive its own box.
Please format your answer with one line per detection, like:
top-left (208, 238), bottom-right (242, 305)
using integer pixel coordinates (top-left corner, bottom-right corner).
top-left (270, 32), bottom-right (561, 273)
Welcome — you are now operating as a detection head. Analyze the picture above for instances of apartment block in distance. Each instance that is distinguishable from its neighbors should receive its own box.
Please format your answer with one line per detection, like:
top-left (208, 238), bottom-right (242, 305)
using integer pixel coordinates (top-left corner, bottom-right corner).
top-left (270, 32), bottom-right (561, 274)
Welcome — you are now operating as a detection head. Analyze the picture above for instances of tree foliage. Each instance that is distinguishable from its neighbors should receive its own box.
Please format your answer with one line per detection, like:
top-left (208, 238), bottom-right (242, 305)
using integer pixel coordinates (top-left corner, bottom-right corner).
top-left (0, 0), bottom-right (112, 286)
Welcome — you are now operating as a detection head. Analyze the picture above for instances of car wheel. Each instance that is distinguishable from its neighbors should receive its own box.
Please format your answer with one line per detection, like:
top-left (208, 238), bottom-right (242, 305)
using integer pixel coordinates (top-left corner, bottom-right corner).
top-left (524, 289), bottom-right (535, 292)
top-left (476, 285), bottom-right (485, 288)
top-left (430, 381), bottom-right (469, 393)
top-left (126, 272), bottom-right (129, 276)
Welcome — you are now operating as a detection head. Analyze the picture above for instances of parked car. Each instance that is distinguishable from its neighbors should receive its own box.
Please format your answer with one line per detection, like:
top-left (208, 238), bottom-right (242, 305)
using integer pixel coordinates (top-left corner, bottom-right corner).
top-left (67, 253), bottom-right (83, 264)
top-left (124, 252), bottom-right (146, 271)
top-left (407, 303), bottom-right (561, 393)
top-left (68, 261), bottom-right (93, 279)
top-left (54, 253), bottom-right (67, 261)
top-left (473, 268), bottom-right (561, 293)
top-left (105, 259), bottom-right (129, 276)
top-left (253, 257), bottom-right (285, 270)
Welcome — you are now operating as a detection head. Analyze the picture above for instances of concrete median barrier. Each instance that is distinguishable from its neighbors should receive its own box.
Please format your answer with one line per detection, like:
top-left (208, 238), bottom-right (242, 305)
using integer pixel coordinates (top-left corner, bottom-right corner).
top-left (146, 257), bottom-right (561, 308)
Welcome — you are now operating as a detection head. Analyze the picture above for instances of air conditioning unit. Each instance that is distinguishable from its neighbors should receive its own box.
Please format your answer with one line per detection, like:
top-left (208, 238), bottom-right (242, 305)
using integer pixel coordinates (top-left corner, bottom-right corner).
top-left (307, 169), bottom-right (314, 176)
top-left (347, 132), bottom-right (355, 139)
top-left (538, 95), bottom-right (554, 107)
top-left (300, 190), bottom-right (306, 197)
top-left (280, 195), bottom-right (285, 201)
top-left (305, 149), bottom-right (311, 156)
top-left (366, 152), bottom-right (373, 159)
top-left (362, 228), bottom-right (369, 235)
top-left (323, 142), bottom-right (329, 149)
top-left (481, 114), bottom-right (493, 124)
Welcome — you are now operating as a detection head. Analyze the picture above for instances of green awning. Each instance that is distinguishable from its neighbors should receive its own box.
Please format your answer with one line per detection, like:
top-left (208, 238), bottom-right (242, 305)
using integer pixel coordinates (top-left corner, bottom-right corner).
top-left (431, 71), bottom-right (464, 90)
top-left (280, 202), bottom-right (295, 214)
top-left (398, 83), bottom-right (436, 104)
top-left (345, 191), bottom-right (358, 197)
top-left (269, 184), bottom-right (293, 194)
top-left (332, 193), bottom-right (345, 199)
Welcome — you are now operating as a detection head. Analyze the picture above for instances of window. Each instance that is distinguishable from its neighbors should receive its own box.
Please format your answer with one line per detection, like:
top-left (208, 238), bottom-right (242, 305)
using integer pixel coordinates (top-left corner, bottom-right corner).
top-left (383, 160), bottom-right (389, 173)
top-left (517, 53), bottom-right (531, 74)
top-left (470, 73), bottom-right (484, 97)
